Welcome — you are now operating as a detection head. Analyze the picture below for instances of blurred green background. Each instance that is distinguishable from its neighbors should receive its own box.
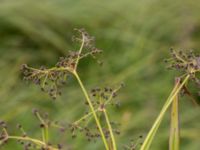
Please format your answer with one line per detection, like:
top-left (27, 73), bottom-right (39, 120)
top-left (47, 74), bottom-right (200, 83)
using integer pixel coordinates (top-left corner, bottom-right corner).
top-left (0, 0), bottom-right (200, 149)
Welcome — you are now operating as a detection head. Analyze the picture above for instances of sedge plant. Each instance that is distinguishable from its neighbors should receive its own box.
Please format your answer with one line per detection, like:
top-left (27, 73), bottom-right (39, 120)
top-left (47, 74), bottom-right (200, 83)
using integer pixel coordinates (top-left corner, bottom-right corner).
top-left (0, 29), bottom-right (125, 150)
top-left (0, 29), bottom-right (199, 150)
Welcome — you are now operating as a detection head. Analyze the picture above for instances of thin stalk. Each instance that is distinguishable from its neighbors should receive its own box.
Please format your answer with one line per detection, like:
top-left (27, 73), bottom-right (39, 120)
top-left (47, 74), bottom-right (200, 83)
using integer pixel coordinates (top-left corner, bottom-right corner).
top-left (140, 75), bottom-right (190, 150)
top-left (8, 136), bottom-right (45, 145)
top-left (7, 136), bottom-right (57, 150)
top-left (35, 112), bottom-right (49, 143)
top-left (42, 129), bottom-right (46, 143)
top-left (169, 78), bottom-right (180, 150)
top-left (74, 109), bottom-right (98, 125)
top-left (45, 126), bottom-right (49, 143)
top-left (103, 109), bottom-right (117, 150)
top-left (75, 33), bottom-right (85, 70)
top-left (73, 71), bottom-right (109, 150)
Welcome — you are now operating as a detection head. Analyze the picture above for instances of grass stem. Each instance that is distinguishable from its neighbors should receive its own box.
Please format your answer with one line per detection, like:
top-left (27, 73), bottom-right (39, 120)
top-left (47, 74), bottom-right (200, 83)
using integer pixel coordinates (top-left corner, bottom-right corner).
top-left (73, 71), bottom-right (109, 150)
top-left (103, 109), bottom-right (117, 150)
top-left (169, 78), bottom-right (180, 150)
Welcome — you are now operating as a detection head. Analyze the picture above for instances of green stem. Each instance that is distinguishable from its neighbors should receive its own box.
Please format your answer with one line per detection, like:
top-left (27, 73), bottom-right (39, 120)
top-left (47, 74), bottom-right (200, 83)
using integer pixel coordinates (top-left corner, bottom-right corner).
top-left (169, 78), bottom-right (180, 150)
top-left (7, 136), bottom-right (57, 150)
top-left (103, 109), bottom-right (117, 150)
top-left (74, 109), bottom-right (98, 125)
top-left (45, 126), bottom-right (49, 143)
top-left (73, 71), bottom-right (109, 150)
top-left (42, 129), bottom-right (45, 143)
top-left (75, 33), bottom-right (85, 70)
top-left (140, 75), bottom-right (190, 150)
top-left (36, 112), bottom-right (49, 143)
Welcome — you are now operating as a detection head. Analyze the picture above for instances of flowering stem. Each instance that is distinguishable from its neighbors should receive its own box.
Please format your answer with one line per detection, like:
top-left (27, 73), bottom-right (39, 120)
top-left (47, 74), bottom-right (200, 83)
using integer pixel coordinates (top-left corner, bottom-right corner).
top-left (7, 136), bottom-right (57, 150)
top-left (74, 109), bottom-right (98, 125)
top-left (103, 109), bottom-right (117, 150)
top-left (75, 33), bottom-right (85, 70)
top-left (35, 112), bottom-right (49, 143)
top-left (73, 71), bottom-right (109, 150)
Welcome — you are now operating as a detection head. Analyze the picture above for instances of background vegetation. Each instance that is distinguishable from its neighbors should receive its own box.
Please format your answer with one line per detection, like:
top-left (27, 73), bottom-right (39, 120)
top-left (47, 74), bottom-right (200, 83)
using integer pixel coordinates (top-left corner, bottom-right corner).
top-left (0, 0), bottom-right (200, 149)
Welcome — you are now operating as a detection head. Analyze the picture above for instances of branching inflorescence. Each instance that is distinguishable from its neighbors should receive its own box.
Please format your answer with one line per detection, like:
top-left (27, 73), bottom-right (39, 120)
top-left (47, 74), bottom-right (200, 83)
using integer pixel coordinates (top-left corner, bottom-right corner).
top-left (166, 49), bottom-right (200, 80)
top-left (165, 49), bottom-right (200, 99)
top-left (0, 29), bottom-right (126, 150)
top-left (0, 110), bottom-right (64, 150)
top-left (2, 28), bottom-right (199, 150)
top-left (20, 28), bottom-right (102, 100)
